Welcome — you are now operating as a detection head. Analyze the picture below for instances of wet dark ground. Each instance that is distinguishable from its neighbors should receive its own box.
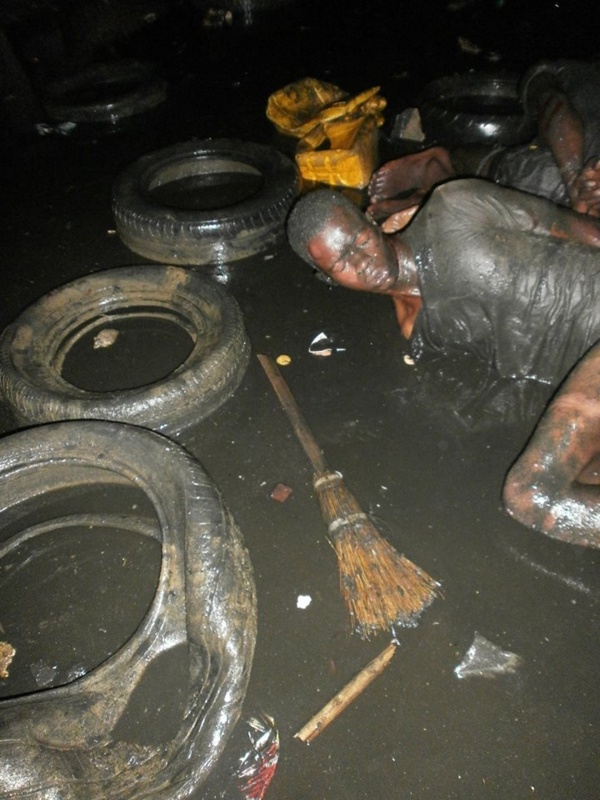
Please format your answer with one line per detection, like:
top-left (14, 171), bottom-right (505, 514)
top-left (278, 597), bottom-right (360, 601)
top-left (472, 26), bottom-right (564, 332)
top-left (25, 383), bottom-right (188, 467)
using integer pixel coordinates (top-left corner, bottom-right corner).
top-left (1, 0), bottom-right (600, 797)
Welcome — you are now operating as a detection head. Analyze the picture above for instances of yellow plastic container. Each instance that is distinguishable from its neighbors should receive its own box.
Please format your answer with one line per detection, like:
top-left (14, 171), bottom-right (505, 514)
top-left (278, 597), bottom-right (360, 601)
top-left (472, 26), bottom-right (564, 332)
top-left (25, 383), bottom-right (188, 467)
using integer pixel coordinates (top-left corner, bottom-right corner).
top-left (296, 115), bottom-right (379, 189)
top-left (266, 78), bottom-right (386, 188)
top-left (266, 78), bottom-right (348, 138)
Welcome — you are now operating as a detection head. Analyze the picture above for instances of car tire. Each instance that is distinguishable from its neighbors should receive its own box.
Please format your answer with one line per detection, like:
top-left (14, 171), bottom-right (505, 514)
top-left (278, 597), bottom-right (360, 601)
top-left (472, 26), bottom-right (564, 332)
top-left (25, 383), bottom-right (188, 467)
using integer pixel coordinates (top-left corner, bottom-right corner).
top-left (43, 60), bottom-right (168, 124)
top-left (418, 72), bottom-right (536, 146)
top-left (0, 265), bottom-right (250, 436)
top-left (112, 138), bottom-right (301, 265)
top-left (0, 419), bottom-right (256, 798)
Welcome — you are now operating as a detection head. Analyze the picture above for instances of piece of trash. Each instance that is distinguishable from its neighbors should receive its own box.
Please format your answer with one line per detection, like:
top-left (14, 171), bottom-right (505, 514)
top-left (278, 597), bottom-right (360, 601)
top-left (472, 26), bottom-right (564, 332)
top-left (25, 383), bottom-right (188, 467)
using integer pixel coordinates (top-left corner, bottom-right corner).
top-left (308, 331), bottom-right (346, 357)
top-left (275, 354), bottom-right (291, 366)
top-left (403, 354), bottom-right (415, 366)
top-left (35, 123), bottom-right (55, 136)
top-left (0, 642), bottom-right (15, 679)
top-left (270, 482), bottom-right (293, 503)
top-left (391, 108), bottom-right (425, 142)
top-left (296, 594), bottom-right (312, 609)
top-left (458, 35), bottom-right (483, 54)
top-left (35, 121), bottom-right (77, 136)
top-left (56, 121), bottom-right (77, 135)
top-left (237, 714), bottom-right (279, 800)
top-left (93, 328), bottom-right (119, 349)
top-left (30, 660), bottom-right (59, 687)
top-left (295, 642), bottom-right (397, 743)
top-left (454, 632), bottom-right (523, 679)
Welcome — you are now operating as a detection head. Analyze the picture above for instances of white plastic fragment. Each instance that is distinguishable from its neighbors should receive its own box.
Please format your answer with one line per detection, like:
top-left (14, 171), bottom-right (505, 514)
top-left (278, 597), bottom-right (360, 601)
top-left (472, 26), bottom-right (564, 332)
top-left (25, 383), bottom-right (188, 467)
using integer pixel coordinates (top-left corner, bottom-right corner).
top-left (454, 632), bottom-right (523, 679)
top-left (308, 331), bottom-right (346, 357)
top-left (296, 594), bottom-right (312, 609)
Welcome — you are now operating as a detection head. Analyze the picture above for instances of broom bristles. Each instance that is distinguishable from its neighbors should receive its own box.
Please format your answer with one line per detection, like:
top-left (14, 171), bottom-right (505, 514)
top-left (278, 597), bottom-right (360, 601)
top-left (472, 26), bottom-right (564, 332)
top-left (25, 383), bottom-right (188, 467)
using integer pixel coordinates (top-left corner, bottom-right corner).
top-left (314, 471), bottom-right (439, 639)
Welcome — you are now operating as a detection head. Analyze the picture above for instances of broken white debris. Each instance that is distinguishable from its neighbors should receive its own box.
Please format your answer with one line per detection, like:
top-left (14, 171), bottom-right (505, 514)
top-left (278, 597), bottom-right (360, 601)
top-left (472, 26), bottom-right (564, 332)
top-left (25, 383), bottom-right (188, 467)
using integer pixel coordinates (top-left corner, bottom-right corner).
top-left (455, 632), bottom-right (523, 679)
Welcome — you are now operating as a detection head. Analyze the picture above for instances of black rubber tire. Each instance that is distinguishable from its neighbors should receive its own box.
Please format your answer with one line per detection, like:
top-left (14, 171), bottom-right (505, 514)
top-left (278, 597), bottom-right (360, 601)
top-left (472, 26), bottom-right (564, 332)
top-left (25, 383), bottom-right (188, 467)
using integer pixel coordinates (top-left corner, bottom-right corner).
top-left (0, 265), bottom-right (250, 435)
top-left (43, 60), bottom-right (168, 124)
top-left (0, 420), bottom-right (257, 798)
top-left (112, 138), bottom-right (301, 265)
top-left (418, 72), bottom-right (536, 147)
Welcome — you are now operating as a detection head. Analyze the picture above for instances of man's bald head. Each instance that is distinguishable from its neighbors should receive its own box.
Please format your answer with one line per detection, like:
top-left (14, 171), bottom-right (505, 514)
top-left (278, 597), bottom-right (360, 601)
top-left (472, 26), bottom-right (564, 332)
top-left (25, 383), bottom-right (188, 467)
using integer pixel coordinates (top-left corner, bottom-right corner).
top-left (287, 189), bottom-right (359, 268)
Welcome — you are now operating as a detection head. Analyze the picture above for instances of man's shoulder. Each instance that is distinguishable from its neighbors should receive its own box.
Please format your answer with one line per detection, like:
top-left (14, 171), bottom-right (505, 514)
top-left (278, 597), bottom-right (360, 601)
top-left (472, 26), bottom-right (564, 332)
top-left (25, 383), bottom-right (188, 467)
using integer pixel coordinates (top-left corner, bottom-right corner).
top-left (422, 178), bottom-right (544, 235)
top-left (427, 178), bottom-right (508, 209)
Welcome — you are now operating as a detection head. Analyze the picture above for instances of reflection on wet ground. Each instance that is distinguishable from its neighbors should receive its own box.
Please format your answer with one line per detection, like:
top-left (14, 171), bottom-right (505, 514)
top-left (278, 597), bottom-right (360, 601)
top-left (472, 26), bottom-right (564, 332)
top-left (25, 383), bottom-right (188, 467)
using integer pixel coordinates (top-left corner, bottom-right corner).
top-left (1, 0), bottom-right (599, 797)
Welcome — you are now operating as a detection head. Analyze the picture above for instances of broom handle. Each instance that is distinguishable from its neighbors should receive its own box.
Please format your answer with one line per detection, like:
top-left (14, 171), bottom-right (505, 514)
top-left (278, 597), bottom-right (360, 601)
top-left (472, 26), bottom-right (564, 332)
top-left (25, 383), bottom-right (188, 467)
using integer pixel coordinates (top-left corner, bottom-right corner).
top-left (257, 354), bottom-right (328, 474)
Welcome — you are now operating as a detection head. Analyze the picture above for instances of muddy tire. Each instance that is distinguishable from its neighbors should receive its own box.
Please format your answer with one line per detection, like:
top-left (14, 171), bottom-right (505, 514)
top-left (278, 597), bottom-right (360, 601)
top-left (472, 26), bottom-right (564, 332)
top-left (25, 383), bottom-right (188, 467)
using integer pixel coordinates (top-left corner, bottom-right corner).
top-left (43, 60), bottom-right (168, 124)
top-left (0, 265), bottom-right (250, 435)
top-left (112, 138), bottom-right (301, 265)
top-left (0, 420), bottom-right (257, 798)
top-left (418, 72), bottom-right (535, 146)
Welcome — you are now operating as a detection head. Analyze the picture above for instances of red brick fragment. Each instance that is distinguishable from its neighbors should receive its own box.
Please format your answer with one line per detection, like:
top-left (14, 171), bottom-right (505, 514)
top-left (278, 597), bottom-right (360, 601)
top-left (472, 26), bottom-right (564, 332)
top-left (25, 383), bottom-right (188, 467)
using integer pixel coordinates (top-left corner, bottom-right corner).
top-left (270, 483), bottom-right (293, 503)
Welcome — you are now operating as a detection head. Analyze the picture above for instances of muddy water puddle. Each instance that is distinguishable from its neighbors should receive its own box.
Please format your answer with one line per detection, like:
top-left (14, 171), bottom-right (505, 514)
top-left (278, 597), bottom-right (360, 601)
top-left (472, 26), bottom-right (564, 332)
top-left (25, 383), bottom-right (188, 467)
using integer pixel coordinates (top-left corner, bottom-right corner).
top-left (61, 313), bottom-right (195, 391)
top-left (0, 482), bottom-right (162, 698)
top-left (148, 169), bottom-right (263, 211)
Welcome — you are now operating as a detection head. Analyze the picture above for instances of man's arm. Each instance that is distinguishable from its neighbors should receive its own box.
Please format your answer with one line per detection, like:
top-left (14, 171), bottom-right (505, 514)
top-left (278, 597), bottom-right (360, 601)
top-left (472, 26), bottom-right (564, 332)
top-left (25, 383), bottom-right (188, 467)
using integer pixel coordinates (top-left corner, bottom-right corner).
top-left (503, 341), bottom-right (600, 547)
top-left (527, 67), bottom-right (600, 217)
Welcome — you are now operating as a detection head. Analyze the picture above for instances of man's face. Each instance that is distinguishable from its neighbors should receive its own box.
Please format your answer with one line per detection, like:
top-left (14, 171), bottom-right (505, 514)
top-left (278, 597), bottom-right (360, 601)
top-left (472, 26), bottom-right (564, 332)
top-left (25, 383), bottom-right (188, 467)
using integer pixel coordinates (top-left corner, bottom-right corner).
top-left (307, 204), bottom-right (399, 293)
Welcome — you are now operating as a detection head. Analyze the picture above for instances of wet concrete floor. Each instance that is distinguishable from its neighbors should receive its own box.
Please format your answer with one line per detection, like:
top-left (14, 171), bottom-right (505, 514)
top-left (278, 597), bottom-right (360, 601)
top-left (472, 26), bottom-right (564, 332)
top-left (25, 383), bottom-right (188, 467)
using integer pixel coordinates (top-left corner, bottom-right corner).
top-left (1, 1), bottom-right (600, 797)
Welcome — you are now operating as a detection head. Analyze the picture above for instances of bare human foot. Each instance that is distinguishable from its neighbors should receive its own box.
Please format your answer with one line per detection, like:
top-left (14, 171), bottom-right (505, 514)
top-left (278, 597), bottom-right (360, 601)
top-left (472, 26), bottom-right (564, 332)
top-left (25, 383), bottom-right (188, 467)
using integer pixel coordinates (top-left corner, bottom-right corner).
top-left (366, 191), bottom-right (426, 224)
top-left (368, 146), bottom-right (455, 203)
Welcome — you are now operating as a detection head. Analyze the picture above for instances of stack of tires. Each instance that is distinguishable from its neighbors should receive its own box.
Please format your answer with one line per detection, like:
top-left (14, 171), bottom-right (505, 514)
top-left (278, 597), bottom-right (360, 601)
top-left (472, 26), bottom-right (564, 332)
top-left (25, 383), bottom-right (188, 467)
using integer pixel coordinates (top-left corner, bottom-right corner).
top-left (0, 137), bottom-right (300, 797)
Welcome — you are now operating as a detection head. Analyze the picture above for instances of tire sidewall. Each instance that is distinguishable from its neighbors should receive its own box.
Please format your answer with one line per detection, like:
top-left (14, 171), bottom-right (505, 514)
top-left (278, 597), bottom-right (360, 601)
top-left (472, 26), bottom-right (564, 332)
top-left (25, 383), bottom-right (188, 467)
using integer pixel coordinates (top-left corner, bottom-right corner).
top-left (0, 420), bottom-right (256, 795)
top-left (112, 138), bottom-right (300, 264)
top-left (43, 60), bottom-right (168, 123)
top-left (0, 265), bottom-right (250, 435)
top-left (418, 72), bottom-right (536, 146)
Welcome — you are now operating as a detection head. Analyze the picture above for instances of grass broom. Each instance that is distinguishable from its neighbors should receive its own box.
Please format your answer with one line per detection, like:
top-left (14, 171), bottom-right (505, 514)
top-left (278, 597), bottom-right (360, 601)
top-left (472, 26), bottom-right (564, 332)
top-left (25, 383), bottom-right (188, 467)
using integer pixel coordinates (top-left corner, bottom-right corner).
top-left (257, 354), bottom-right (439, 639)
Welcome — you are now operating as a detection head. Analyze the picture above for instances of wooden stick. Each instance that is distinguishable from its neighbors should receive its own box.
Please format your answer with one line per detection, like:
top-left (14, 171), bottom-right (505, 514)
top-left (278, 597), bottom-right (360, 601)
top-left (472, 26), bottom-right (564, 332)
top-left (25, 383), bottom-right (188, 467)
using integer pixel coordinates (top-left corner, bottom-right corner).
top-left (257, 354), bottom-right (328, 473)
top-left (294, 642), bottom-right (397, 743)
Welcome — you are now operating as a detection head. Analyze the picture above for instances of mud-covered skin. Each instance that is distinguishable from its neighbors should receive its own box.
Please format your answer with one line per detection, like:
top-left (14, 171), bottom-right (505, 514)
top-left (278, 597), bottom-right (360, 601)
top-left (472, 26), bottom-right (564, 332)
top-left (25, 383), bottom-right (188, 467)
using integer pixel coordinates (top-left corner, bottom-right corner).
top-left (306, 205), bottom-right (401, 293)
top-left (504, 342), bottom-right (600, 546)
top-left (368, 61), bottom-right (600, 223)
top-left (288, 185), bottom-right (600, 548)
top-left (519, 61), bottom-right (600, 216)
top-left (296, 193), bottom-right (422, 338)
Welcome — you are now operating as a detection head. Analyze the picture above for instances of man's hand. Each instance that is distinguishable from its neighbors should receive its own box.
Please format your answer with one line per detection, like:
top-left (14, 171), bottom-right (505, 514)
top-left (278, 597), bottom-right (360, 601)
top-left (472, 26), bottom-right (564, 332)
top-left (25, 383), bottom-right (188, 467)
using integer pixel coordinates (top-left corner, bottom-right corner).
top-left (571, 157), bottom-right (600, 217)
